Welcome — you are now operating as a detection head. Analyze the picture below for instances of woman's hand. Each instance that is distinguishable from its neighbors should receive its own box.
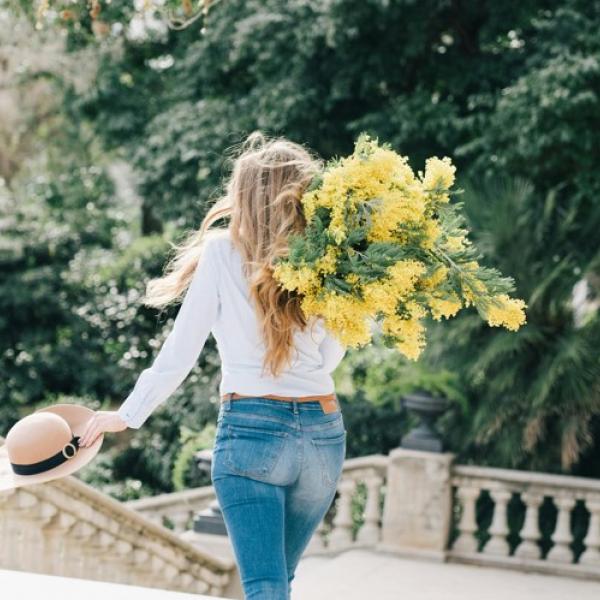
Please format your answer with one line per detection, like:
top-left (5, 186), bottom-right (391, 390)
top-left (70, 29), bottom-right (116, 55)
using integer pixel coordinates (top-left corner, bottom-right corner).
top-left (78, 410), bottom-right (129, 448)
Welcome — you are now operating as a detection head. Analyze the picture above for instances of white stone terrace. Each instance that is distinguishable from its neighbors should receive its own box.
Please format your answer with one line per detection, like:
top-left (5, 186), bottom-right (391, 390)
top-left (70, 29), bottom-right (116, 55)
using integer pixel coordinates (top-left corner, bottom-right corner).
top-left (3, 550), bottom-right (600, 600)
top-left (0, 568), bottom-right (220, 599)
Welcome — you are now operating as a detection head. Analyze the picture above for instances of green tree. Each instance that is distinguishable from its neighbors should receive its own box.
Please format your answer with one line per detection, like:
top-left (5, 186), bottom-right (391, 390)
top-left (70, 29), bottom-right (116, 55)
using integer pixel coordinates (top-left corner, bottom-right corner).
top-left (4, 0), bottom-right (600, 496)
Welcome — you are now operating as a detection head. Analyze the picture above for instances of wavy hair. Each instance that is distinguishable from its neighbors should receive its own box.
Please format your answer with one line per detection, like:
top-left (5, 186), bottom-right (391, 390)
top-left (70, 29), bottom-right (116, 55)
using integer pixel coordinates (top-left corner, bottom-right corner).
top-left (142, 131), bottom-right (323, 377)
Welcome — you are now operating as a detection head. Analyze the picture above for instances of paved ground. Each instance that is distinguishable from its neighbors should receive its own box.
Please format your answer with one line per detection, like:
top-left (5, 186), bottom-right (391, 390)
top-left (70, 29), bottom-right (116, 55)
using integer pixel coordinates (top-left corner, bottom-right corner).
top-left (293, 549), bottom-right (600, 600)
top-left (3, 551), bottom-right (600, 599)
top-left (0, 569), bottom-right (217, 600)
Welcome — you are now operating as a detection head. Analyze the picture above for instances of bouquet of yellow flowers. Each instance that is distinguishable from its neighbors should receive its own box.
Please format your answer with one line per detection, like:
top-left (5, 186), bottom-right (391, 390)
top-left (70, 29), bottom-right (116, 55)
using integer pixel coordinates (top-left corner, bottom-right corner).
top-left (272, 134), bottom-right (527, 360)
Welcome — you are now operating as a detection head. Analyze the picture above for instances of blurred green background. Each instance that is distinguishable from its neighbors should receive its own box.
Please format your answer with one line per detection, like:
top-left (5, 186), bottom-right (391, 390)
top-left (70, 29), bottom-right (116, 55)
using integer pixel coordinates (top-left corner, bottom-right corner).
top-left (1, 0), bottom-right (599, 500)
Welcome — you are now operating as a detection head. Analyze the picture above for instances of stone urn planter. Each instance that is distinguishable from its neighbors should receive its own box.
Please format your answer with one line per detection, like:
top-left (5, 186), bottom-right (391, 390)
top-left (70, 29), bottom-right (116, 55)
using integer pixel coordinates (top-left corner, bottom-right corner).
top-left (400, 389), bottom-right (448, 453)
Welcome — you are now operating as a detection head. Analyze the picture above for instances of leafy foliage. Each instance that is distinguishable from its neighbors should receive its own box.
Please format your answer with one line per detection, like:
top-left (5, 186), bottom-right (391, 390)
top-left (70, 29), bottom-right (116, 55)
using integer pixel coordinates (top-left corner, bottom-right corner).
top-left (427, 174), bottom-right (600, 472)
top-left (2, 0), bottom-right (600, 498)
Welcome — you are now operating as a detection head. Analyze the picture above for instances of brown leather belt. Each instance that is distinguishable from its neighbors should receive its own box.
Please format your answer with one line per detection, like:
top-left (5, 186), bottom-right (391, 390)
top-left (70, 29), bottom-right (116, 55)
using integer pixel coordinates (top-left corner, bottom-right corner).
top-left (220, 391), bottom-right (340, 414)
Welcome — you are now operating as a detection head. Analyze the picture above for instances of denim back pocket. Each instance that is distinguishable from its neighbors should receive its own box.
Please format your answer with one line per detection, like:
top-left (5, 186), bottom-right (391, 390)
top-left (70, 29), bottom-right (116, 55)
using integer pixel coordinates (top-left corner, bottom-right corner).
top-left (311, 419), bottom-right (347, 488)
top-left (224, 419), bottom-right (289, 480)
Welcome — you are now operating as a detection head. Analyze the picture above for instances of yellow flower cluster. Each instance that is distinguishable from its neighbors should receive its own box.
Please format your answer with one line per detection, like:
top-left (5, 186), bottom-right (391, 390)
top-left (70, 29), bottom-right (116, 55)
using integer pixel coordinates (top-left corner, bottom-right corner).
top-left (314, 245), bottom-right (341, 274)
top-left (272, 263), bottom-right (320, 296)
top-left (382, 314), bottom-right (426, 361)
top-left (300, 292), bottom-right (373, 347)
top-left (361, 261), bottom-right (424, 317)
top-left (484, 294), bottom-right (528, 331)
top-left (273, 134), bottom-right (527, 360)
top-left (420, 156), bottom-right (457, 202)
top-left (429, 295), bottom-right (463, 321)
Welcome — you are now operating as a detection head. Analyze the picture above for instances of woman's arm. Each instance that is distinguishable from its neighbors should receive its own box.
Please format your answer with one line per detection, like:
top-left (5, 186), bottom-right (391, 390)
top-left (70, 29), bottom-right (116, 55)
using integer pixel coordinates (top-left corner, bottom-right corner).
top-left (116, 238), bottom-right (221, 429)
top-left (78, 238), bottom-right (221, 447)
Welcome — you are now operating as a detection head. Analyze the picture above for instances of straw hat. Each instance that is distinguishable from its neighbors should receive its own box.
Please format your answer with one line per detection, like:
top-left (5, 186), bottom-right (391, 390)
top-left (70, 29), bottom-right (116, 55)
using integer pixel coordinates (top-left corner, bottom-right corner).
top-left (0, 403), bottom-right (104, 492)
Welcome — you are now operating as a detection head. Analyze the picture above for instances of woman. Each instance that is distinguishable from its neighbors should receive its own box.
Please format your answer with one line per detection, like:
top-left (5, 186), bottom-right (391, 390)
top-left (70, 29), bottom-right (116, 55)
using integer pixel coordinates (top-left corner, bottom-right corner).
top-left (77, 131), bottom-right (348, 599)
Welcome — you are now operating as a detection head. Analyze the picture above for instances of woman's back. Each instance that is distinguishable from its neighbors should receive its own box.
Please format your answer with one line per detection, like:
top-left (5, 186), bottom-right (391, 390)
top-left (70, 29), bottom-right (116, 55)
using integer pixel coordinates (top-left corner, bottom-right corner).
top-left (211, 229), bottom-right (347, 398)
top-left (117, 227), bottom-right (347, 429)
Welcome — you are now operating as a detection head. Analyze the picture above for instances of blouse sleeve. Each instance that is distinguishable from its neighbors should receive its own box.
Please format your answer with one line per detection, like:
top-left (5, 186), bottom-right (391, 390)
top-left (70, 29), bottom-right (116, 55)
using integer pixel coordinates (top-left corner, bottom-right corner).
top-left (117, 239), bottom-right (221, 429)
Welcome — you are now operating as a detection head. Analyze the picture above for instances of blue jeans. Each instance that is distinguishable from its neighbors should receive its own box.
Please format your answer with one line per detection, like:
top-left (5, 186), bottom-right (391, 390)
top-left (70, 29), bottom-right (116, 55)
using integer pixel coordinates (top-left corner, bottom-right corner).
top-left (210, 395), bottom-right (346, 599)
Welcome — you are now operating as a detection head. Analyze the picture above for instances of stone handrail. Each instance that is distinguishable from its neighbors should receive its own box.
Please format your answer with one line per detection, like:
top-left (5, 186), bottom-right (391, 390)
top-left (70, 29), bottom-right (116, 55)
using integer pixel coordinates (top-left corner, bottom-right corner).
top-left (450, 464), bottom-right (600, 579)
top-left (453, 464), bottom-right (600, 493)
top-left (0, 432), bottom-right (238, 597)
top-left (125, 486), bottom-right (217, 532)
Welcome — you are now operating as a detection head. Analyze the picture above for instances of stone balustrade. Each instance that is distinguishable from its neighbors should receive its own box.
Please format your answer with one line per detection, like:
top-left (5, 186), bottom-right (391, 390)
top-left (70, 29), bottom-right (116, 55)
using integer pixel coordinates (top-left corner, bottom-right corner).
top-left (126, 448), bottom-right (600, 585)
top-left (9, 424), bottom-right (600, 589)
top-left (125, 486), bottom-right (217, 532)
top-left (120, 455), bottom-right (390, 558)
top-left (305, 449), bottom-right (600, 582)
top-left (0, 438), bottom-right (239, 598)
top-left (449, 466), bottom-right (600, 579)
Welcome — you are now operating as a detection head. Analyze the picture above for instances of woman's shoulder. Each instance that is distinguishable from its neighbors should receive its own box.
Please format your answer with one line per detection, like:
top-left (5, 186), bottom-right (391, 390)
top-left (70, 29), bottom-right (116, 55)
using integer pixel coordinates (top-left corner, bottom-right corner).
top-left (203, 228), bottom-right (233, 254)
top-left (204, 227), bottom-right (231, 243)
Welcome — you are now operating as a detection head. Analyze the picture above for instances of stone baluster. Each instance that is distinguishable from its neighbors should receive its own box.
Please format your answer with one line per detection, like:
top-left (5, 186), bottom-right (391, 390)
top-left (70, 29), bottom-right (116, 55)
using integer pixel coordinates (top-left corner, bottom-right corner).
top-left (579, 496), bottom-right (600, 566)
top-left (37, 501), bottom-right (59, 574)
top-left (327, 477), bottom-right (356, 550)
top-left (452, 485), bottom-right (480, 554)
top-left (70, 520), bottom-right (99, 578)
top-left (163, 561), bottom-right (180, 588)
top-left (178, 571), bottom-right (195, 594)
top-left (514, 491), bottom-right (543, 559)
top-left (483, 489), bottom-right (512, 556)
top-left (96, 530), bottom-right (131, 582)
top-left (42, 509), bottom-right (75, 576)
top-left (112, 538), bottom-right (135, 584)
top-left (21, 494), bottom-right (59, 574)
top-left (145, 512), bottom-right (163, 527)
top-left (547, 494), bottom-right (576, 563)
top-left (145, 553), bottom-right (169, 588)
top-left (200, 563), bottom-right (230, 591)
top-left (171, 509), bottom-right (192, 532)
top-left (52, 511), bottom-right (78, 577)
top-left (356, 472), bottom-right (383, 545)
top-left (192, 574), bottom-right (210, 596)
top-left (130, 546), bottom-right (157, 585)
top-left (148, 554), bottom-right (180, 590)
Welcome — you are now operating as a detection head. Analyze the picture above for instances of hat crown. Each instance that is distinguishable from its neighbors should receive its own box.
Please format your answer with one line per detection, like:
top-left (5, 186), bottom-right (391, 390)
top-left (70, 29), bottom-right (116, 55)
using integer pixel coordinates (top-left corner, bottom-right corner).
top-left (6, 412), bottom-right (73, 466)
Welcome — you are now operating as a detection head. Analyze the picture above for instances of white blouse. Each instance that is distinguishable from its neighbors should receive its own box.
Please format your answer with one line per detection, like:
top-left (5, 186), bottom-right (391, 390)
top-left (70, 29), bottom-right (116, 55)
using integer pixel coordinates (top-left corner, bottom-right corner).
top-left (117, 229), bottom-right (348, 429)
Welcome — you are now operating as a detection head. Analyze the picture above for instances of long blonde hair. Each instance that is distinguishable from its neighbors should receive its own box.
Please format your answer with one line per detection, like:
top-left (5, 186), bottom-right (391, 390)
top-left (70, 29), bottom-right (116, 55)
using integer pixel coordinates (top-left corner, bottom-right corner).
top-left (143, 131), bottom-right (324, 377)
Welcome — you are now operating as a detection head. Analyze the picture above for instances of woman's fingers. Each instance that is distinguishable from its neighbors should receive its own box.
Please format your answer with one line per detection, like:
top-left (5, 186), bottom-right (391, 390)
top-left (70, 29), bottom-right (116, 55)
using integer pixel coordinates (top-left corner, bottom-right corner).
top-left (79, 416), bottom-right (100, 447)
top-left (79, 412), bottom-right (128, 447)
top-left (84, 430), bottom-right (100, 448)
top-left (78, 416), bottom-right (96, 446)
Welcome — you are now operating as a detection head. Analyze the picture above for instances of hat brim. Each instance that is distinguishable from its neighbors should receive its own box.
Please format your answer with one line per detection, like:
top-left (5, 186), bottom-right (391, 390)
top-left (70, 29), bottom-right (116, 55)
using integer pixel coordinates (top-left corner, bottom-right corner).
top-left (0, 403), bottom-right (104, 492)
